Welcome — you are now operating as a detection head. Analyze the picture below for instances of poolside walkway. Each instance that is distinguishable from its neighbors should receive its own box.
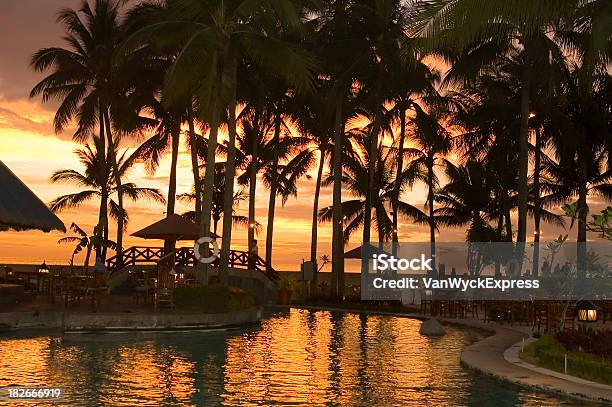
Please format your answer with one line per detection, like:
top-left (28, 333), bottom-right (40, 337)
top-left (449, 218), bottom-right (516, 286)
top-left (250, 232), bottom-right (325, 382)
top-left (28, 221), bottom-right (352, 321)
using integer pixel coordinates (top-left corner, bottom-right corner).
top-left (454, 318), bottom-right (612, 404)
top-left (275, 305), bottom-right (612, 404)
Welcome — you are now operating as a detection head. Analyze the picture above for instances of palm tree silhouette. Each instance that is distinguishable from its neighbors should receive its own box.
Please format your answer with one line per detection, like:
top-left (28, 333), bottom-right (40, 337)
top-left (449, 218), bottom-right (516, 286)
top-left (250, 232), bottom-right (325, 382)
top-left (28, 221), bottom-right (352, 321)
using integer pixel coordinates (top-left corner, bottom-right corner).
top-left (31, 0), bottom-right (146, 259)
top-left (319, 133), bottom-right (427, 245)
top-left (49, 139), bottom-right (166, 257)
top-left (58, 223), bottom-right (116, 272)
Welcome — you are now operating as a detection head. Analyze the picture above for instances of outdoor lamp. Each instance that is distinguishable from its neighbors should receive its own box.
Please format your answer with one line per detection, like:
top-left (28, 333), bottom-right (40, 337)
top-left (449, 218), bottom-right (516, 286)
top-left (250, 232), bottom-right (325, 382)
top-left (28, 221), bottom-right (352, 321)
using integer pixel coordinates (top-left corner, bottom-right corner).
top-left (38, 261), bottom-right (50, 274)
top-left (576, 300), bottom-right (600, 323)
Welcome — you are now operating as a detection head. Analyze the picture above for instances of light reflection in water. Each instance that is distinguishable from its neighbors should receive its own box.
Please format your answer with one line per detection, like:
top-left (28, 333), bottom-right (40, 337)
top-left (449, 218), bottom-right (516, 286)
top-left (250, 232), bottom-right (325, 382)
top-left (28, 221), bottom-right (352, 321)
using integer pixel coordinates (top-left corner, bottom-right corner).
top-left (0, 309), bottom-right (587, 406)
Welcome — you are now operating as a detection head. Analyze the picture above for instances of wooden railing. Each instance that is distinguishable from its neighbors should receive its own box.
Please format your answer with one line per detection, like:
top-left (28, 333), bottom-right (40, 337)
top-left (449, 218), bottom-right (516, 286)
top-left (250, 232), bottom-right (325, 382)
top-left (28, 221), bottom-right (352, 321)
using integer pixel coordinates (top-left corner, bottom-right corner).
top-left (106, 246), bottom-right (279, 281)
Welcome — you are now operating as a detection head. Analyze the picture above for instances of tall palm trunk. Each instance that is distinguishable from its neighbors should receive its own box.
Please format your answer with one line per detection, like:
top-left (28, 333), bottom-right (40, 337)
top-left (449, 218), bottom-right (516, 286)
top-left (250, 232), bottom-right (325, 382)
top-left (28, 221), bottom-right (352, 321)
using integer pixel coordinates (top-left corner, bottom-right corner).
top-left (310, 148), bottom-right (326, 294)
top-left (427, 154), bottom-right (436, 275)
top-left (505, 205), bottom-right (513, 241)
top-left (164, 122), bottom-right (181, 255)
top-left (97, 109), bottom-right (108, 261)
top-left (247, 104), bottom-right (262, 264)
top-left (517, 63), bottom-right (531, 272)
top-left (265, 112), bottom-right (282, 272)
top-left (392, 108), bottom-right (407, 256)
top-left (102, 198), bottom-right (109, 260)
top-left (376, 205), bottom-right (385, 247)
top-left (166, 123), bottom-right (180, 215)
top-left (363, 96), bottom-right (383, 247)
top-left (532, 126), bottom-right (542, 276)
top-left (213, 217), bottom-right (220, 236)
top-left (83, 245), bottom-right (92, 273)
top-left (247, 111), bottom-right (259, 269)
top-left (187, 103), bottom-right (202, 224)
top-left (103, 110), bottom-right (123, 263)
top-left (577, 150), bottom-right (588, 282)
top-left (331, 98), bottom-right (344, 298)
top-left (495, 202), bottom-right (504, 278)
top-left (198, 84), bottom-right (221, 284)
top-left (219, 60), bottom-right (239, 283)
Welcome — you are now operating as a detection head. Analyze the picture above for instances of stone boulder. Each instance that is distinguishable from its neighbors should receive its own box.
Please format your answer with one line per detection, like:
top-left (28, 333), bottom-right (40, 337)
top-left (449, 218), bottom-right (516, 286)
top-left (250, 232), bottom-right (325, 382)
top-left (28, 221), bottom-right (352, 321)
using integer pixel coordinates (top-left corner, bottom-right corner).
top-left (419, 318), bottom-right (446, 336)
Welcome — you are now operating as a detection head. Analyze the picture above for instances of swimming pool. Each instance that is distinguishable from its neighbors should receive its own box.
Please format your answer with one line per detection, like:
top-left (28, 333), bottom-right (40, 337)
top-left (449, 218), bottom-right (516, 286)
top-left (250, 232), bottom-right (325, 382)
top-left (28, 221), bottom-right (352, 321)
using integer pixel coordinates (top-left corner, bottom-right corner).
top-left (0, 309), bottom-right (586, 406)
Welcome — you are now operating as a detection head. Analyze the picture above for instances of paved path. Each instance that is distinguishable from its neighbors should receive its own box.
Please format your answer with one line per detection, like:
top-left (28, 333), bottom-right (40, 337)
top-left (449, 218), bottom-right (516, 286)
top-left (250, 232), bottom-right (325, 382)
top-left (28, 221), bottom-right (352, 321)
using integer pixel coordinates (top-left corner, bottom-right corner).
top-left (454, 318), bottom-right (612, 404)
top-left (272, 305), bottom-right (612, 404)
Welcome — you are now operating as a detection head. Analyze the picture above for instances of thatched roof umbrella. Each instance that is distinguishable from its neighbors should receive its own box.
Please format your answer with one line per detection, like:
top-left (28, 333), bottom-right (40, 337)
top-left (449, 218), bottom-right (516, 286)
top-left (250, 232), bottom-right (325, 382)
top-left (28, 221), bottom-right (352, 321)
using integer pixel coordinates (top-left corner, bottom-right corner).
top-left (132, 214), bottom-right (219, 241)
top-left (132, 214), bottom-right (219, 271)
top-left (343, 245), bottom-right (392, 259)
top-left (0, 160), bottom-right (65, 233)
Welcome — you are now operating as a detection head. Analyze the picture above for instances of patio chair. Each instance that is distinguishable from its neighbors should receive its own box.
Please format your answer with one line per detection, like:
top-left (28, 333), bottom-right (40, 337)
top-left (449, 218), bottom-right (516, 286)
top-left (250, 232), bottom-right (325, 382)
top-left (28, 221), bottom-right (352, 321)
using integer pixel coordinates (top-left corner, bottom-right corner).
top-left (80, 272), bottom-right (109, 309)
top-left (154, 264), bottom-right (176, 310)
top-left (133, 274), bottom-right (155, 305)
top-left (63, 275), bottom-right (81, 306)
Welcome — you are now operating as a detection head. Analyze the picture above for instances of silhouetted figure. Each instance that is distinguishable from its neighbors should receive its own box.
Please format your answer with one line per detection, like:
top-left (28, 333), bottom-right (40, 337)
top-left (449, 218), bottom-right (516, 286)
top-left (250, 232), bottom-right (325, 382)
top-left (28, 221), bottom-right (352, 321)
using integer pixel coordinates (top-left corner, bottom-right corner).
top-left (249, 239), bottom-right (259, 270)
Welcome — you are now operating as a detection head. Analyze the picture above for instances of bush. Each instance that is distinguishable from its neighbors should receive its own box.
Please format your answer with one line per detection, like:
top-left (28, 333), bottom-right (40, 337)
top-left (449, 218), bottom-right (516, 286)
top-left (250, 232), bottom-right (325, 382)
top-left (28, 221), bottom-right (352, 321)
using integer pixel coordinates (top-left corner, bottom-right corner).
top-left (555, 325), bottom-right (612, 359)
top-left (175, 285), bottom-right (254, 313)
top-left (522, 334), bottom-right (612, 385)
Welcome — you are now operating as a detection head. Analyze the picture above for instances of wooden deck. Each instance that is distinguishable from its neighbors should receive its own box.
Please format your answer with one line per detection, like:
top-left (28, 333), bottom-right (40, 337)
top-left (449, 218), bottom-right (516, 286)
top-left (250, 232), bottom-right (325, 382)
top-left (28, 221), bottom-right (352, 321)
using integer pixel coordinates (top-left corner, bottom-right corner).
top-left (106, 246), bottom-right (279, 282)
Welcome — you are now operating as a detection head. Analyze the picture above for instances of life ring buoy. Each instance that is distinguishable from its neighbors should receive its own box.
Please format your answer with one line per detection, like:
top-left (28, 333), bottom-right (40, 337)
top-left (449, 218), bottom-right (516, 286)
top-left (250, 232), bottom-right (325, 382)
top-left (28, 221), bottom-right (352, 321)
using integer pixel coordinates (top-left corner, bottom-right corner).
top-left (194, 236), bottom-right (219, 264)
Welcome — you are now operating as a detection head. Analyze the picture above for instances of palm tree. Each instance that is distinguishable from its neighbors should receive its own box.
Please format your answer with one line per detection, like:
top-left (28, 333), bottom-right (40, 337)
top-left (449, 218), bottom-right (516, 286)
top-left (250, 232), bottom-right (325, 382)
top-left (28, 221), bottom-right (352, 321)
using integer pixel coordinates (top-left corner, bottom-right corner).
top-left (404, 106), bottom-right (453, 273)
top-left (319, 135), bottom-right (427, 244)
top-left (293, 85), bottom-right (342, 292)
top-left (310, 0), bottom-right (372, 297)
top-left (49, 139), bottom-right (166, 253)
top-left (413, 1), bottom-right (580, 255)
top-left (179, 166), bottom-right (257, 237)
top-left (349, 0), bottom-right (439, 255)
top-left (58, 223), bottom-right (116, 272)
top-left (30, 0), bottom-right (148, 260)
top-left (234, 107), bottom-right (270, 254)
top-left (541, 71), bottom-right (612, 280)
top-left (436, 161), bottom-right (496, 232)
top-left (438, 160), bottom-right (564, 235)
top-left (232, 103), bottom-right (311, 269)
top-left (123, 0), bottom-right (205, 228)
top-left (452, 51), bottom-right (567, 265)
top-left (385, 57), bottom-right (440, 251)
top-left (131, 0), bottom-right (313, 283)
top-left (131, 98), bottom-right (193, 254)
top-left (264, 137), bottom-right (318, 269)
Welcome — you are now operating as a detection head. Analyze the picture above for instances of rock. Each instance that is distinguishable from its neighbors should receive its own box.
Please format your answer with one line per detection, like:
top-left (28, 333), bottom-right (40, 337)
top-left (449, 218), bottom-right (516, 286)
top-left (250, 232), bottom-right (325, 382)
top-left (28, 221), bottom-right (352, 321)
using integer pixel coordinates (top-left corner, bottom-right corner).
top-left (419, 318), bottom-right (446, 336)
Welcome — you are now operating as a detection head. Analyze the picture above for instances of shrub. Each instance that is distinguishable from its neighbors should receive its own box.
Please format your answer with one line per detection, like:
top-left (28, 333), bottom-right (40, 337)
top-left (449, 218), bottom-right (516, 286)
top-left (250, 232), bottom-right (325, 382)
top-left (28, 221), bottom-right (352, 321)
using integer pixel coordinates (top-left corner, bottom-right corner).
top-left (175, 285), bottom-right (254, 313)
top-left (523, 334), bottom-right (612, 385)
top-left (555, 325), bottom-right (612, 359)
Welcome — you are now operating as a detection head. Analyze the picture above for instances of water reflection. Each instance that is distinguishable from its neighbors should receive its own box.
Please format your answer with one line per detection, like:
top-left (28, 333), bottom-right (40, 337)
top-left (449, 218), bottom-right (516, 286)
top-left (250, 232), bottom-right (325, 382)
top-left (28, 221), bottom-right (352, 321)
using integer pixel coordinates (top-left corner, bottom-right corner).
top-left (0, 309), bottom-right (586, 406)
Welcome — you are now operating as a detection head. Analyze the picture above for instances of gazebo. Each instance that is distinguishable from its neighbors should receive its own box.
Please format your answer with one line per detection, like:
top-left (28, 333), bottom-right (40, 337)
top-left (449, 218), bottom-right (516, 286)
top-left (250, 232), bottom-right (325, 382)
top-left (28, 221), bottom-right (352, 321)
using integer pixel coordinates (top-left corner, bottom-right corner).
top-left (0, 160), bottom-right (65, 233)
top-left (132, 213), bottom-right (218, 241)
top-left (343, 244), bottom-right (391, 259)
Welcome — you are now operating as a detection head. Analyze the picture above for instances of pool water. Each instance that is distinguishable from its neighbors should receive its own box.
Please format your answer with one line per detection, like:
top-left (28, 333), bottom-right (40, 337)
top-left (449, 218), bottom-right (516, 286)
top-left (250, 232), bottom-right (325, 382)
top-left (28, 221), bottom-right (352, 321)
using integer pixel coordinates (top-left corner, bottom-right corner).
top-left (0, 309), bottom-right (587, 406)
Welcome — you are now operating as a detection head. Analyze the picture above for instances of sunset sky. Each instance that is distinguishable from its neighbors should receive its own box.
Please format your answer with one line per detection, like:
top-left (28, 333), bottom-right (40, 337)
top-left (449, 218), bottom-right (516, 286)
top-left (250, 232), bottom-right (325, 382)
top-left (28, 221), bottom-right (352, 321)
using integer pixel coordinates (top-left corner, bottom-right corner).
top-left (0, 0), bottom-right (598, 272)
